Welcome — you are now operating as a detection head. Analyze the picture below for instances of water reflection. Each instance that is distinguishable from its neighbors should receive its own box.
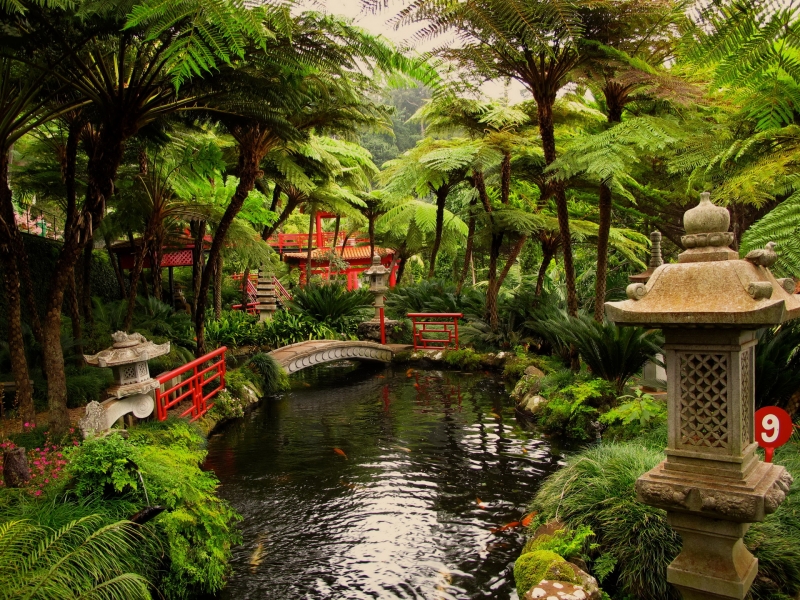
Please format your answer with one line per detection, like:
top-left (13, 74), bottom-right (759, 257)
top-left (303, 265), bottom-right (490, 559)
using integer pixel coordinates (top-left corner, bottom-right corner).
top-left (205, 362), bottom-right (565, 600)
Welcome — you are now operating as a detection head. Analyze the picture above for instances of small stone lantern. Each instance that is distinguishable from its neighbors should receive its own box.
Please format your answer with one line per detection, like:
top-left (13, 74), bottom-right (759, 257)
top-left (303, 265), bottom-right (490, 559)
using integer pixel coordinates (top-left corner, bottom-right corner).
top-left (79, 332), bottom-right (170, 436)
top-left (363, 254), bottom-right (390, 322)
top-left (605, 192), bottom-right (798, 600)
top-left (358, 254), bottom-right (393, 344)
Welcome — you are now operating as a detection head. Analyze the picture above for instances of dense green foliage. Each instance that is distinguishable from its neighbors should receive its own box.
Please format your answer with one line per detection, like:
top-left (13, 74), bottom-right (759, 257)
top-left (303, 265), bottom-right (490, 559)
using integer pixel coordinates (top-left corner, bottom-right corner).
top-left (62, 420), bottom-right (242, 599)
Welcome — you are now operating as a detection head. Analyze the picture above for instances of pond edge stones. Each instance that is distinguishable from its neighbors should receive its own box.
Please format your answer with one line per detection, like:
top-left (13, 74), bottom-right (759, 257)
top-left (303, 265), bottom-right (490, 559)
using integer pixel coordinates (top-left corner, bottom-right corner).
top-left (605, 192), bottom-right (800, 600)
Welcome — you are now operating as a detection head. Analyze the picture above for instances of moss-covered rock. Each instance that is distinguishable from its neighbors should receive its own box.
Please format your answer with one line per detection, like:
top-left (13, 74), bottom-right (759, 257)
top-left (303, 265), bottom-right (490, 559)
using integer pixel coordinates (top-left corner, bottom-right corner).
top-left (514, 549), bottom-right (579, 597)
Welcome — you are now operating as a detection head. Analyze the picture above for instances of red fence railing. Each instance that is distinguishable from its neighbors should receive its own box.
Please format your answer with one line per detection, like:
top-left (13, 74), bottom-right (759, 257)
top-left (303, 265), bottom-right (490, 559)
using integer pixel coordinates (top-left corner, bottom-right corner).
top-left (155, 347), bottom-right (227, 421)
top-left (408, 313), bottom-right (462, 350)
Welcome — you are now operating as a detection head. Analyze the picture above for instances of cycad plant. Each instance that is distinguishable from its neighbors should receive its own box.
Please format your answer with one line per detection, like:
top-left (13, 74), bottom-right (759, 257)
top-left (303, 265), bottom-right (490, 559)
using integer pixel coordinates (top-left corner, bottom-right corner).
top-left (0, 516), bottom-right (152, 600)
top-left (542, 313), bottom-right (663, 393)
top-left (755, 322), bottom-right (800, 413)
top-left (287, 283), bottom-right (374, 334)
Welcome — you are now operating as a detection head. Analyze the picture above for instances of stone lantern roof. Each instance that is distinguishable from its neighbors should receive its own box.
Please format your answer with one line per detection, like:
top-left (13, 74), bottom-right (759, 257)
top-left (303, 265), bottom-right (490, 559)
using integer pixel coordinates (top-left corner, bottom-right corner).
top-left (606, 193), bottom-right (800, 328)
top-left (84, 331), bottom-right (170, 368)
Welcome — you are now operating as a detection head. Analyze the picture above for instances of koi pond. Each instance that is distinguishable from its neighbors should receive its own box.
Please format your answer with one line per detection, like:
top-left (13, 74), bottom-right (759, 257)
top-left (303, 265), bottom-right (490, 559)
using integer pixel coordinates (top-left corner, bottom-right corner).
top-left (205, 362), bottom-right (566, 599)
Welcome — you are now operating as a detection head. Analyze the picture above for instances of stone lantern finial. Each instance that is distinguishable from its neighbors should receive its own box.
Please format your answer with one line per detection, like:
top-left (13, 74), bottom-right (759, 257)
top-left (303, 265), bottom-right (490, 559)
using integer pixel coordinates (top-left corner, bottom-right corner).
top-left (605, 191), bottom-right (800, 600)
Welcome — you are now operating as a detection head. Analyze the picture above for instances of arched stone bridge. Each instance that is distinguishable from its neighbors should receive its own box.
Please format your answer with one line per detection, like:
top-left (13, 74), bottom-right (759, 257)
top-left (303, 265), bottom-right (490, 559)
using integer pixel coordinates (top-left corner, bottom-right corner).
top-left (268, 340), bottom-right (409, 375)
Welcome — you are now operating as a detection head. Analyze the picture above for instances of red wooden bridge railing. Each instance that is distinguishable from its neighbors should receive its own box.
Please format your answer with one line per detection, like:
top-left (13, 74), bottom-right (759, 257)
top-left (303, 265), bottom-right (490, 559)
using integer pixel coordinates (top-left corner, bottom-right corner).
top-left (155, 347), bottom-right (227, 421)
top-left (408, 313), bottom-right (462, 350)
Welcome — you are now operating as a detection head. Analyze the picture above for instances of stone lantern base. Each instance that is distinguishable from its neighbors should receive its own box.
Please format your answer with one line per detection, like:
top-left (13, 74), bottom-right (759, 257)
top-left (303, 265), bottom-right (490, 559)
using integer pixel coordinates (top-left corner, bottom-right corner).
top-left (637, 460), bottom-right (792, 600)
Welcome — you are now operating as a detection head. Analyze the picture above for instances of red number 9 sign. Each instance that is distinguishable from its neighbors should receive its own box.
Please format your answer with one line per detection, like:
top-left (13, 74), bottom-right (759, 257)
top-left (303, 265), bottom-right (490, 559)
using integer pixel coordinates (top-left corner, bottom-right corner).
top-left (754, 406), bottom-right (793, 463)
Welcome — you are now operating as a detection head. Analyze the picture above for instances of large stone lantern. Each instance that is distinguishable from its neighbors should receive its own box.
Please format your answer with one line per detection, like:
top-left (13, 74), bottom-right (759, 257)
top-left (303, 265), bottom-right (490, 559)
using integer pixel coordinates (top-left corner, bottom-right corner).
top-left (605, 192), bottom-right (797, 600)
top-left (79, 332), bottom-right (170, 436)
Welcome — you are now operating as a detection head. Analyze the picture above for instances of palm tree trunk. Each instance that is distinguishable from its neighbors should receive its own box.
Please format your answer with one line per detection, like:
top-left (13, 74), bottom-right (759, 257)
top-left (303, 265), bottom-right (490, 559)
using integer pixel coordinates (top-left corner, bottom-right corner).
top-left (150, 229), bottom-right (164, 302)
top-left (262, 194), bottom-right (299, 241)
top-left (368, 216), bottom-right (375, 259)
top-left (305, 209), bottom-right (315, 285)
top-left (107, 240), bottom-right (126, 298)
top-left (191, 219), bottom-right (206, 319)
top-left (0, 152), bottom-right (35, 423)
top-left (537, 101), bottom-right (578, 317)
top-left (427, 186), bottom-right (448, 279)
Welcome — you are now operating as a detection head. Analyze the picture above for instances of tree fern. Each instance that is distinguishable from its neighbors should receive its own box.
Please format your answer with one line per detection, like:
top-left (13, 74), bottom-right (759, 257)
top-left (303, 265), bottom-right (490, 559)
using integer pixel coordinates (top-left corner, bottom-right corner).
top-left (740, 191), bottom-right (800, 278)
top-left (0, 516), bottom-right (152, 600)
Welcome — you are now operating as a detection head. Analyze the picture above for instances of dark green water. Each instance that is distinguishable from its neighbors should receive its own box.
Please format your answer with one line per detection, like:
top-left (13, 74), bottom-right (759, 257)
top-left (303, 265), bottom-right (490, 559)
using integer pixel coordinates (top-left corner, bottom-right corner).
top-left (204, 362), bottom-right (565, 600)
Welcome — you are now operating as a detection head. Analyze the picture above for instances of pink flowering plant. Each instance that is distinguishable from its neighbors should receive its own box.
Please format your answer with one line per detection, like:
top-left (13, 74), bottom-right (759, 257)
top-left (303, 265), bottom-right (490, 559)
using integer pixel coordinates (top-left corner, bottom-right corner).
top-left (0, 423), bottom-right (80, 496)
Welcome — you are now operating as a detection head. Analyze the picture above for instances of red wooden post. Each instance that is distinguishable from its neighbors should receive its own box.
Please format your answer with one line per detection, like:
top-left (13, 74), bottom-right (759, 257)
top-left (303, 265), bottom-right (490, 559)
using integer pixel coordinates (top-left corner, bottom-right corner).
top-left (379, 307), bottom-right (386, 345)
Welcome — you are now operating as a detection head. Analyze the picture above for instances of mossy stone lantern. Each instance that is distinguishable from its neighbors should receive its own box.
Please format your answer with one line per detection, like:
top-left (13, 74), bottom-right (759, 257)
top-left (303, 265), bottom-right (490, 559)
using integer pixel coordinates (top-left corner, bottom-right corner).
top-left (605, 192), bottom-right (798, 600)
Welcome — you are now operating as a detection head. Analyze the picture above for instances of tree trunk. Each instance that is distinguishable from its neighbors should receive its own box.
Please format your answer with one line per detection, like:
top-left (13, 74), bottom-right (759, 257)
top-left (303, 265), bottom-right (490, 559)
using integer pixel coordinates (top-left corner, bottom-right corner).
top-left (368, 215), bottom-right (375, 259)
top-left (536, 237), bottom-right (558, 296)
top-left (484, 232), bottom-right (504, 328)
top-left (0, 152), bottom-right (35, 423)
top-left (80, 240), bottom-right (93, 328)
top-left (497, 235), bottom-right (527, 290)
top-left (537, 100), bottom-right (578, 317)
top-left (593, 93), bottom-right (623, 322)
top-left (44, 125), bottom-right (126, 436)
top-left (124, 233), bottom-right (150, 331)
top-left (191, 219), bottom-right (206, 320)
top-left (213, 253), bottom-right (223, 320)
top-left (427, 186), bottom-right (448, 279)
top-left (241, 266), bottom-right (250, 305)
top-left (593, 182), bottom-right (612, 322)
top-left (456, 197), bottom-right (477, 294)
top-left (150, 228), bottom-right (163, 302)
top-left (395, 256), bottom-right (407, 285)
top-left (66, 274), bottom-right (83, 357)
top-left (262, 194), bottom-right (299, 241)
top-left (305, 209), bottom-right (315, 285)
top-left (195, 130), bottom-right (266, 357)
top-left (332, 215), bottom-right (341, 251)
top-left (104, 231), bottom-right (126, 298)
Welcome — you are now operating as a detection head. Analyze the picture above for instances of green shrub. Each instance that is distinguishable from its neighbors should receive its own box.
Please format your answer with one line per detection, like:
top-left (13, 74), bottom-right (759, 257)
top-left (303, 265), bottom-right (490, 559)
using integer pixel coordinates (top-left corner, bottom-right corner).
top-left (288, 283), bottom-right (373, 334)
top-left (533, 442), bottom-right (680, 599)
top-left (385, 280), bottom-right (485, 320)
top-left (209, 389), bottom-right (245, 420)
top-left (8, 424), bottom-right (48, 449)
top-left (522, 525), bottom-right (596, 560)
top-left (600, 389), bottom-right (668, 441)
top-left (514, 549), bottom-right (577, 597)
top-left (205, 310), bottom-right (259, 348)
top-left (443, 348), bottom-right (483, 370)
top-left (246, 352), bottom-right (289, 395)
top-left (65, 420), bottom-right (242, 599)
top-left (255, 310), bottom-right (339, 348)
top-left (537, 378), bottom-right (611, 440)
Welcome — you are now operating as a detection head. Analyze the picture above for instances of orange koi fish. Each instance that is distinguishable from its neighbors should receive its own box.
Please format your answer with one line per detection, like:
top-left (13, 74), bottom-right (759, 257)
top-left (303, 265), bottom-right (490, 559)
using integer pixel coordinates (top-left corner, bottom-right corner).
top-left (334, 448), bottom-right (348, 459)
